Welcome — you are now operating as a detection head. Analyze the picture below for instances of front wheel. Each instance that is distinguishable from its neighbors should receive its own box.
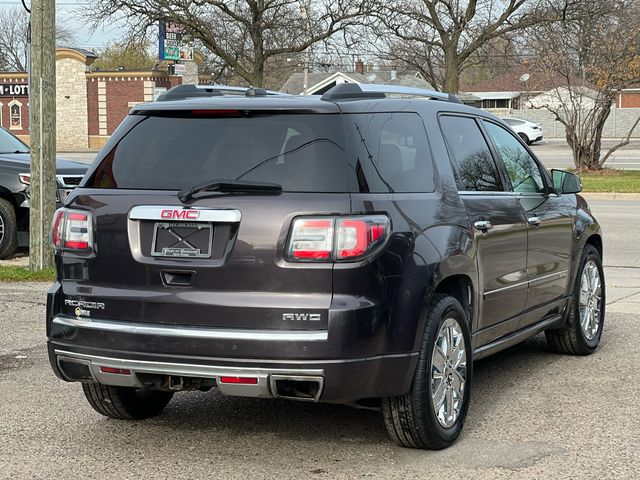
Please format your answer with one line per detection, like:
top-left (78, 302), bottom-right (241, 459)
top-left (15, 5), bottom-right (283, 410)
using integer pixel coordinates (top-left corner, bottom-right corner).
top-left (0, 198), bottom-right (18, 260)
top-left (382, 295), bottom-right (473, 449)
top-left (518, 132), bottom-right (531, 145)
top-left (546, 244), bottom-right (605, 355)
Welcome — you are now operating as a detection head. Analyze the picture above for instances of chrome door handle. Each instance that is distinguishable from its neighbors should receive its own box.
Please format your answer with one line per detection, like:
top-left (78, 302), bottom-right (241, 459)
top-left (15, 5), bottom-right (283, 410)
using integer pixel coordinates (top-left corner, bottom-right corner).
top-left (527, 216), bottom-right (541, 226)
top-left (474, 220), bottom-right (492, 232)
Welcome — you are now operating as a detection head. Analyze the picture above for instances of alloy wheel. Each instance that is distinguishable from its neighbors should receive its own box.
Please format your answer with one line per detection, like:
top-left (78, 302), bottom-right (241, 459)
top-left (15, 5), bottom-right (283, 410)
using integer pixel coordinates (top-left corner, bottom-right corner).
top-left (431, 317), bottom-right (467, 428)
top-left (579, 260), bottom-right (602, 341)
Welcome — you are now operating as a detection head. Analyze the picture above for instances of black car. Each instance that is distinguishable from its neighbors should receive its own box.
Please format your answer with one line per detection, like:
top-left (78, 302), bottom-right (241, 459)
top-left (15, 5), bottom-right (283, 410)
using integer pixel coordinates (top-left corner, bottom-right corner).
top-left (0, 127), bottom-right (87, 259)
top-left (46, 84), bottom-right (604, 450)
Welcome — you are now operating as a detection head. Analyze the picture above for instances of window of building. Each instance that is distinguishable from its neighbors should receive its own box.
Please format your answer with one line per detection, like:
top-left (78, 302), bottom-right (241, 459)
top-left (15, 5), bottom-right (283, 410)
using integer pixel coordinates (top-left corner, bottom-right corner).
top-left (9, 101), bottom-right (22, 130)
top-left (439, 115), bottom-right (504, 192)
top-left (481, 99), bottom-right (510, 109)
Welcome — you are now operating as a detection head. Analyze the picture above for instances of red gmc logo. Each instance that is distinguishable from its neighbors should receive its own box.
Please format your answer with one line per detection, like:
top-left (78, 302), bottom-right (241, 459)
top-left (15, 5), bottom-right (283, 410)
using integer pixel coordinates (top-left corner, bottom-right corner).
top-left (161, 209), bottom-right (200, 220)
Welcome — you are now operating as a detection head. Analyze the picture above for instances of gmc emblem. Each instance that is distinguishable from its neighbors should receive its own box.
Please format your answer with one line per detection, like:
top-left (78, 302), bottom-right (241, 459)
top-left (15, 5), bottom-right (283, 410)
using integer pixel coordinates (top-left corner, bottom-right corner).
top-left (161, 209), bottom-right (200, 220)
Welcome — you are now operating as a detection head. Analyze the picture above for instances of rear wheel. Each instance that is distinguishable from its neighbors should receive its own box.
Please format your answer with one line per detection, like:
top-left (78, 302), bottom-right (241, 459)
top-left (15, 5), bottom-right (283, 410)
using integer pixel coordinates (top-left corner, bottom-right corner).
top-left (0, 198), bottom-right (18, 260)
top-left (382, 295), bottom-right (472, 449)
top-left (546, 244), bottom-right (605, 355)
top-left (82, 383), bottom-right (174, 420)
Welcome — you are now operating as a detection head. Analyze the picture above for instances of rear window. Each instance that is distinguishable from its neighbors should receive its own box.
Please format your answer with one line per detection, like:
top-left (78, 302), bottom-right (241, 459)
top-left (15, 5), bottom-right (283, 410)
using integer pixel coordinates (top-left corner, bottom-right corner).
top-left (88, 111), bottom-right (435, 194)
top-left (88, 114), bottom-right (349, 192)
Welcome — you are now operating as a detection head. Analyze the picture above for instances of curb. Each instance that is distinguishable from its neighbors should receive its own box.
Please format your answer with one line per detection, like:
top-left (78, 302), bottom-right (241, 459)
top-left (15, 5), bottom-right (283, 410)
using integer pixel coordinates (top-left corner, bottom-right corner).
top-left (581, 192), bottom-right (640, 200)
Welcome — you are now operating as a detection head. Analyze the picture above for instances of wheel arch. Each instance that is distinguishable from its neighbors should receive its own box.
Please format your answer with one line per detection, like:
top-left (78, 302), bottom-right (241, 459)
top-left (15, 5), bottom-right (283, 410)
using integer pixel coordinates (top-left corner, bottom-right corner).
top-left (433, 274), bottom-right (474, 330)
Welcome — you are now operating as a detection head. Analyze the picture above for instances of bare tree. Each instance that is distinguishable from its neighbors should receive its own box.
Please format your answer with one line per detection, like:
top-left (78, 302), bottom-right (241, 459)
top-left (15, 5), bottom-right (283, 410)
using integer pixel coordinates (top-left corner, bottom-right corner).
top-left (527, 0), bottom-right (640, 170)
top-left (373, 0), bottom-right (554, 93)
top-left (0, 7), bottom-right (75, 72)
top-left (83, 0), bottom-right (371, 88)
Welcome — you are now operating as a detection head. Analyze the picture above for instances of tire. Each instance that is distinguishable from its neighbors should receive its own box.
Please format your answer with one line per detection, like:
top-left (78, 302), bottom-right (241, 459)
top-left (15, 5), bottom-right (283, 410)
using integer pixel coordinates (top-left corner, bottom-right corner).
top-left (545, 244), bottom-right (605, 355)
top-left (82, 383), bottom-right (174, 420)
top-left (518, 132), bottom-right (531, 145)
top-left (382, 295), bottom-right (473, 449)
top-left (0, 198), bottom-right (18, 260)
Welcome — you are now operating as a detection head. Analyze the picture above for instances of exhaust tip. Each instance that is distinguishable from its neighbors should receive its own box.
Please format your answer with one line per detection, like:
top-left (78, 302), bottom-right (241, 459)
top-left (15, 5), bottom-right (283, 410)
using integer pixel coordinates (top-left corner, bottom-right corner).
top-left (270, 375), bottom-right (324, 402)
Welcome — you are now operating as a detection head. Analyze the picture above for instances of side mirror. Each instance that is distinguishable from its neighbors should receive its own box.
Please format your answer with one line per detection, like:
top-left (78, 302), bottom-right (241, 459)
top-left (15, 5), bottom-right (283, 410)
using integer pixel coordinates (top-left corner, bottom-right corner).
top-left (551, 169), bottom-right (582, 194)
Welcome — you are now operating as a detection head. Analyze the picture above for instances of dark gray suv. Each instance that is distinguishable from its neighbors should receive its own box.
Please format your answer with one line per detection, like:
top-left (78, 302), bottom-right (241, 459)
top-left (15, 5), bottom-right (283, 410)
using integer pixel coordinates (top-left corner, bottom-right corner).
top-left (47, 84), bottom-right (604, 450)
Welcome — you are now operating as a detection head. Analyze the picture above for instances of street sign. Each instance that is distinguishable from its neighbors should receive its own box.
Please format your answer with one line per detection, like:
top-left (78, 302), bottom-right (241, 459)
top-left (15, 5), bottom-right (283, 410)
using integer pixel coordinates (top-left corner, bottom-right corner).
top-left (0, 84), bottom-right (29, 96)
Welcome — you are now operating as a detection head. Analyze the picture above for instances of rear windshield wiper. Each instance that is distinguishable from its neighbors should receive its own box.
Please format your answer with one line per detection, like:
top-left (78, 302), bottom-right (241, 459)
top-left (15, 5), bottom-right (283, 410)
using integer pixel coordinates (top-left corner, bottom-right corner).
top-left (178, 179), bottom-right (282, 203)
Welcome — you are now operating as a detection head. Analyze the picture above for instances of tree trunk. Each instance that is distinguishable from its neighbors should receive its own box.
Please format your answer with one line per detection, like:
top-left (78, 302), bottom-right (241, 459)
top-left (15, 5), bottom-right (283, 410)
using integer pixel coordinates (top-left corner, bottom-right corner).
top-left (566, 105), bottom-right (611, 171)
top-left (29, 0), bottom-right (57, 270)
top-left (441, 49), bottom-right (460, 93)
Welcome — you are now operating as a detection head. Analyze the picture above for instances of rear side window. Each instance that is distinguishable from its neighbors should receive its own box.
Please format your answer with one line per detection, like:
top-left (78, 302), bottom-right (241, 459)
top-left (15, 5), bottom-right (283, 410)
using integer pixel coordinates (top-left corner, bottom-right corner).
top-left (88, 114), bottom-right (348, 192)
top-left (343, 113), bottom-right (434, 193)
top-left (439, 115), bottom-right (503, 192)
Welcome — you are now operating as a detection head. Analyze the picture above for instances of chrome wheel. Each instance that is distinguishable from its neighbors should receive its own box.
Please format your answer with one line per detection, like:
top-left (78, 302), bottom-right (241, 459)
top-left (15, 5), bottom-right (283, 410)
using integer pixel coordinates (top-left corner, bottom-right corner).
top-left (579, 260), bottom-right (602, 341)
top-left (431, 317), bottom-right (467, 428)
top-left (0, 212), bottom-right (4, 245)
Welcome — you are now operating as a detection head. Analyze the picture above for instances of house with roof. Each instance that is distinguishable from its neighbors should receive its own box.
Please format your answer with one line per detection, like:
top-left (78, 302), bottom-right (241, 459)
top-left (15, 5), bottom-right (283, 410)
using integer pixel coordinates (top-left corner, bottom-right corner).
top-left (280, 61), bottom-right (482, 105)
top-left (462, 64), bottom-right (600, 112)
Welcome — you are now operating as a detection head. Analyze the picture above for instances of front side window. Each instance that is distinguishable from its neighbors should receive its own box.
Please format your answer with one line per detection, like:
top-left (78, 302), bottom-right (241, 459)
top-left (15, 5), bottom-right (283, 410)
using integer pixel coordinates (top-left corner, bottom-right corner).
top-left (482, 121), bottom-right (545, 194)
top-left (440, 115), bottom-right (503, 192)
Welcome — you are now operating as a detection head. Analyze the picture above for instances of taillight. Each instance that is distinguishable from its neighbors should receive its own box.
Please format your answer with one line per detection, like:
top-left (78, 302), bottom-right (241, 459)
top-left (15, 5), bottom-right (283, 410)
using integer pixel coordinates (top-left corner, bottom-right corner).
top-left (287, 215), bottom-right (389, 262)
top-left (51, 208), bottom-right (94, 253)
top-left (288, 218), bottom-right (334, 260)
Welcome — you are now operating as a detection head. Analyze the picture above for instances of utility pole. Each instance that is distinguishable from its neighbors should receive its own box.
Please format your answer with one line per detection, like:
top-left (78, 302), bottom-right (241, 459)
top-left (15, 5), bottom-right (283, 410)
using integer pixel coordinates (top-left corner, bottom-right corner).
top-left (29, 0), bottom-right (57, 270)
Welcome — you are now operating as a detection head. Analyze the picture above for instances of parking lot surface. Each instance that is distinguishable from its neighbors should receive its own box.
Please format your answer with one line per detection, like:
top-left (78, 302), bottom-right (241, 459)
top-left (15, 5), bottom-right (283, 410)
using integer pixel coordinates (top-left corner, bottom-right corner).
top-left (1, 199), bottom-right (639, 479)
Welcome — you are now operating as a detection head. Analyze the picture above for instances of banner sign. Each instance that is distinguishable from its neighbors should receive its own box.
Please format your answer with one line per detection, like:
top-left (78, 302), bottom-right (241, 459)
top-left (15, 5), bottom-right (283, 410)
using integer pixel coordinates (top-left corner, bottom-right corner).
top-left (159, 19), bottom-right (193, 61)
top-left (0, 84), bottom-right (29, 97)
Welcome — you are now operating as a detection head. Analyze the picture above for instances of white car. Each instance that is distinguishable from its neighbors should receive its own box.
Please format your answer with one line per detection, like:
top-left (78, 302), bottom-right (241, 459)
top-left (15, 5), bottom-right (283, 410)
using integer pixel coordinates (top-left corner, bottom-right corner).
top-left (502, 118), bottom-right (543, 145)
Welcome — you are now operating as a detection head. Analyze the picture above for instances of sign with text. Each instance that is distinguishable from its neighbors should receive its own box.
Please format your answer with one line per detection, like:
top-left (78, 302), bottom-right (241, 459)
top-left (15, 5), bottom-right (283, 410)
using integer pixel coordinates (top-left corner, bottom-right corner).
top-left (0, 84), bottom-right (28, 97)
top-left (159, 19), bottom-right (193, 62)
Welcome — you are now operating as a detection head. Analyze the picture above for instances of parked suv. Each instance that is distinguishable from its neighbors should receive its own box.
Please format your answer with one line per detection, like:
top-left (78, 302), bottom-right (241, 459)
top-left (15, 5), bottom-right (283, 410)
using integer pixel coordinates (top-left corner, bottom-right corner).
top-left (47, 84), bottom-right (604, 450)
top-left (0, 127), bottom-right (87, 258)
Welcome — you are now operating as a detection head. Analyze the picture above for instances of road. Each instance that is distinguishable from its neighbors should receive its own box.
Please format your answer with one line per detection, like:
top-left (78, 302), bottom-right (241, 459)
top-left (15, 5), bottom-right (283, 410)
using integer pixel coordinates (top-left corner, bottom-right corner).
top-left (531, 139), bottom-right (640, 170)
top-left (1, 200), bottom-right (639, 479)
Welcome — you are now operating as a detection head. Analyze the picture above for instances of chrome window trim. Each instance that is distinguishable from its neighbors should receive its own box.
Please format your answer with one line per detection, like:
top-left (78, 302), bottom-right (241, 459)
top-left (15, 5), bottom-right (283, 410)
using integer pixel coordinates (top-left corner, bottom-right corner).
top-left (52, 316), bottom-right (328, 342)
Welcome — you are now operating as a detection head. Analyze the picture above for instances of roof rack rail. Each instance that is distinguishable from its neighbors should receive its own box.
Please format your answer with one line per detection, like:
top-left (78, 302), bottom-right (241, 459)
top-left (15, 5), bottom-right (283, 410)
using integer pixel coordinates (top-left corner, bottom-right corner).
top-left (320, 83), bottom-right (461, 104)
top-left (156, 84), bottom-right (283, 102)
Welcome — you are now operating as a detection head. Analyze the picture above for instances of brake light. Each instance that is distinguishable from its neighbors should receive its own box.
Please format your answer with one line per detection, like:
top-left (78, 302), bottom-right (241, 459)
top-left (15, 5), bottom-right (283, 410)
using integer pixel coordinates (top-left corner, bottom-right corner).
top-left (51, 208), bottom-right (94, 253)
top-left (287, 215), bottom-right (389, 262)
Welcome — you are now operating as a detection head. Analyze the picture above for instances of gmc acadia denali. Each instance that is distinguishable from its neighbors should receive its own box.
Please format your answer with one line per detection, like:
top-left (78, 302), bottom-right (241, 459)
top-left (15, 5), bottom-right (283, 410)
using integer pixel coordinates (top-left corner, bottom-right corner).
top-left (46, 84), bottom-right (605, 449)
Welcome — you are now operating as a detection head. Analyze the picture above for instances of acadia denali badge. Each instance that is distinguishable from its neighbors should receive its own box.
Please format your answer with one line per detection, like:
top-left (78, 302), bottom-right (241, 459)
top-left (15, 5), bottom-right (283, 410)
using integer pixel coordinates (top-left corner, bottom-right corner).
top-left (282, 313), bottom-right (322, 322)
top-left (65, 299), bottom-right (105, 318)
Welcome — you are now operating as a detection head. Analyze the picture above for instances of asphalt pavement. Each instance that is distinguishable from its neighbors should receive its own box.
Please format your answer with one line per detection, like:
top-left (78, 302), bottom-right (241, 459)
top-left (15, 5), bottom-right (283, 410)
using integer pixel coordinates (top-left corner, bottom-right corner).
top-left (1, 199), bottom-right (639, 479)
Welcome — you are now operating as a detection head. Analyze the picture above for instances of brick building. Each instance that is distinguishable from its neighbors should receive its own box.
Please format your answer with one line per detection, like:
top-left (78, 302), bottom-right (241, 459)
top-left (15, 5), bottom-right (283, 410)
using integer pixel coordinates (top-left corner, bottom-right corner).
top-left (0, 47), bottom-right (196, 151)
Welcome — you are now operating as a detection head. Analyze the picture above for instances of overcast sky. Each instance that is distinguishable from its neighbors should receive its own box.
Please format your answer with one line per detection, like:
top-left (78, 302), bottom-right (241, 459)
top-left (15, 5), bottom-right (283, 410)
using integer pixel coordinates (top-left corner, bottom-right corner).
top-left (1, 0), bottom-right (124, 50)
